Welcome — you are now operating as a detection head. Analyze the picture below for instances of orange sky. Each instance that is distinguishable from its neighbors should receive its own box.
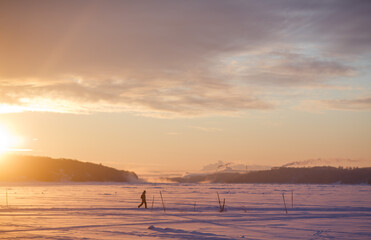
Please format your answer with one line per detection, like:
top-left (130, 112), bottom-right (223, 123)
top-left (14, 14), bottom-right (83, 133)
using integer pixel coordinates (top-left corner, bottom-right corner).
top-left (0, 0), bottom-right (370, 173)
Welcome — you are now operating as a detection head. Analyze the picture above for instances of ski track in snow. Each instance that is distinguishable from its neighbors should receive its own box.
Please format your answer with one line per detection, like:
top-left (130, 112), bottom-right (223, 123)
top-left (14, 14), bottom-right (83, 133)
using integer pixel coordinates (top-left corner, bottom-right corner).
top-left (0, 183), bottom-right (370, 239)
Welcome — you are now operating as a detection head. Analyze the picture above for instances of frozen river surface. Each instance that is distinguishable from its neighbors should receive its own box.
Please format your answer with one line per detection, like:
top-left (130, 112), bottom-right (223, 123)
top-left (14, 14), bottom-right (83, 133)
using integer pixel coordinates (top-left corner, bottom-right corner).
top-left (0, 183), bottom-right (370, 239)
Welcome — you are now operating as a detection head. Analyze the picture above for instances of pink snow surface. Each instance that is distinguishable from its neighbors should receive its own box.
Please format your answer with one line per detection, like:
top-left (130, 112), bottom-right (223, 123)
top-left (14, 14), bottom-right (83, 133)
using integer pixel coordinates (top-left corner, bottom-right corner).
top-left (0, 183), bottom-right (370, 239)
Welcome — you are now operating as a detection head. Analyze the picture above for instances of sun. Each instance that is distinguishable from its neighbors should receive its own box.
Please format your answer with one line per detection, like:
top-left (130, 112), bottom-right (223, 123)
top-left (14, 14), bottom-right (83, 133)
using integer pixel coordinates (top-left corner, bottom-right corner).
top-left (0, 125), bottom-right (16, 154)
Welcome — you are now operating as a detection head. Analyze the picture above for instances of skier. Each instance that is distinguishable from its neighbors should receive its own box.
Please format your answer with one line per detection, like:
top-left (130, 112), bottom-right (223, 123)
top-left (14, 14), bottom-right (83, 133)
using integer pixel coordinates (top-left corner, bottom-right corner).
top-left (138, 190), bottom-right (147, 208)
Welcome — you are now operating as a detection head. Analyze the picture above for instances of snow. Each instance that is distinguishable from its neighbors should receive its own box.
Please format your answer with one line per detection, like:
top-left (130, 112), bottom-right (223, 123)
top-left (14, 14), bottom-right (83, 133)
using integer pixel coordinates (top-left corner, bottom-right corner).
top-left (0, 183), bottom-right (370, 239)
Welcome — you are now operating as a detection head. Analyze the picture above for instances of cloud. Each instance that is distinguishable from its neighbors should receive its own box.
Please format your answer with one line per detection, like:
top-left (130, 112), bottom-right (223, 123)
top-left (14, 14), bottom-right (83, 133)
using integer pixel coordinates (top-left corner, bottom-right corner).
top-left (167, 132), bottom-right (181, 135)
top-left (320, 97), bottom-right (371, 111)
top-left (221, 50), bottom-right (355, 86)
top-left (189, 126), bottom-right (222, 133)
top-left (0, 77), bottom-right (272, 117)
top-left (0, 0), bottom-right (286, 78)
top-left (0, 0), bottom-right (370, 117)
top-left (294, 1), bottom-right (371, 55)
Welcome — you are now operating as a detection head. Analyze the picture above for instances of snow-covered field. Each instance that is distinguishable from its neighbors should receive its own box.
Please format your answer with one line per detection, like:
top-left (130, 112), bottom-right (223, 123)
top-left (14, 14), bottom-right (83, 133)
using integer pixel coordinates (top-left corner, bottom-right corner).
top-left (0, 183), bottom-right (370, 239)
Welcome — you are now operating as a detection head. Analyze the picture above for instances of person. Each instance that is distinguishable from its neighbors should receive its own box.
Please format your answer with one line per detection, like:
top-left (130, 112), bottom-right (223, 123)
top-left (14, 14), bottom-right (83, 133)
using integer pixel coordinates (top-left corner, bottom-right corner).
top-left (138, 190), bottom-right (147, 208)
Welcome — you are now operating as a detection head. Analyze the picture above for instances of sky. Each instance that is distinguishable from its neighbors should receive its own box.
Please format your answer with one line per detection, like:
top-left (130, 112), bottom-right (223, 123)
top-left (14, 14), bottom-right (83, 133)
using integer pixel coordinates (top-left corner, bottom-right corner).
top-left (0, 0), bottom-right (370, 173)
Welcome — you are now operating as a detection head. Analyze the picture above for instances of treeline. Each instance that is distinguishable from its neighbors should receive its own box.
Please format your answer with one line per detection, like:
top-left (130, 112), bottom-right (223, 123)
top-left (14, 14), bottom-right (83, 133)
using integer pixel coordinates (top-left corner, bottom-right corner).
top-left (169, 167), bottom-right (371, 184)
top-left (0, 154), bottom-right (138, 182)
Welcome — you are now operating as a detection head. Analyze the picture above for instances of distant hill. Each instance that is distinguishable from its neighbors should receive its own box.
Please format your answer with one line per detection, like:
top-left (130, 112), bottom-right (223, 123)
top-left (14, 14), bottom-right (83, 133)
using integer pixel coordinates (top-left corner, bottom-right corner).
top-left (282, 158), bottom-right (371, 168)
top-left (169, 167), bottom-right (371, 184)
top-left (0, 154), bottom-right (138, 182)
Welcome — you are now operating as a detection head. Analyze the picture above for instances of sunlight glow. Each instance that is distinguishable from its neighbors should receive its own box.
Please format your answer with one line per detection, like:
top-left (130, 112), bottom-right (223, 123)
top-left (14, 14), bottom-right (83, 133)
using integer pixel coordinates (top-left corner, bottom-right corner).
top-left (0, 125), bottom-right (21, 154)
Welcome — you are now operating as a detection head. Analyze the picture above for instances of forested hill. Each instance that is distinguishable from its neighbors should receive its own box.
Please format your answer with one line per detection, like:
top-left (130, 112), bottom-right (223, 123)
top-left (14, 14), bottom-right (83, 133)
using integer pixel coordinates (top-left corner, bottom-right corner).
top-left (169, 167), bottom-right (371, 184)
top-left (0, 154), bottom-right (138, 182)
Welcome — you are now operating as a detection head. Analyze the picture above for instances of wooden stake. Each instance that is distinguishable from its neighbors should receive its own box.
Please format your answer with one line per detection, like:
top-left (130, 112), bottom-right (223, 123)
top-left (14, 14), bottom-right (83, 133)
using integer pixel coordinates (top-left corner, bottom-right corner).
top-left (282, 193), bottom-right (287, 214)
top-left (221, 198), bottom-right (225, 212)
top-left (217, 192), bottom-right (221, 209)
top-left (217, 192), bottom-right (225, 212)
top-left (151, 196), bottom-right (155, 211)
top-left (160, 191), bottom-right (166, 212)
top-left (291, 190), bottom-right (294, 208)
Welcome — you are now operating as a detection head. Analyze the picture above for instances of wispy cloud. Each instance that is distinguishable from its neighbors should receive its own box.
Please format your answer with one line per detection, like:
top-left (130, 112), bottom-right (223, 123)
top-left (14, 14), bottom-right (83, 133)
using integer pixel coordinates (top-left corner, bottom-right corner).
top-left (167, 132), bottom-right (181, 135)
top-left (320, 97), bottom-right (371, 111)
top-left (221, 50), bottom-right (355, 87)
top-left (189, 126), bottom-right (223, 133)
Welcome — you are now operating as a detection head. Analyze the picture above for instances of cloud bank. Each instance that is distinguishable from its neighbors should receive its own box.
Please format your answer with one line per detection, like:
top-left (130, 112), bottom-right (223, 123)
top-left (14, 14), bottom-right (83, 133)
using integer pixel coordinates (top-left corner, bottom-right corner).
top-left (0, 0), bottom-right (370, 117)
